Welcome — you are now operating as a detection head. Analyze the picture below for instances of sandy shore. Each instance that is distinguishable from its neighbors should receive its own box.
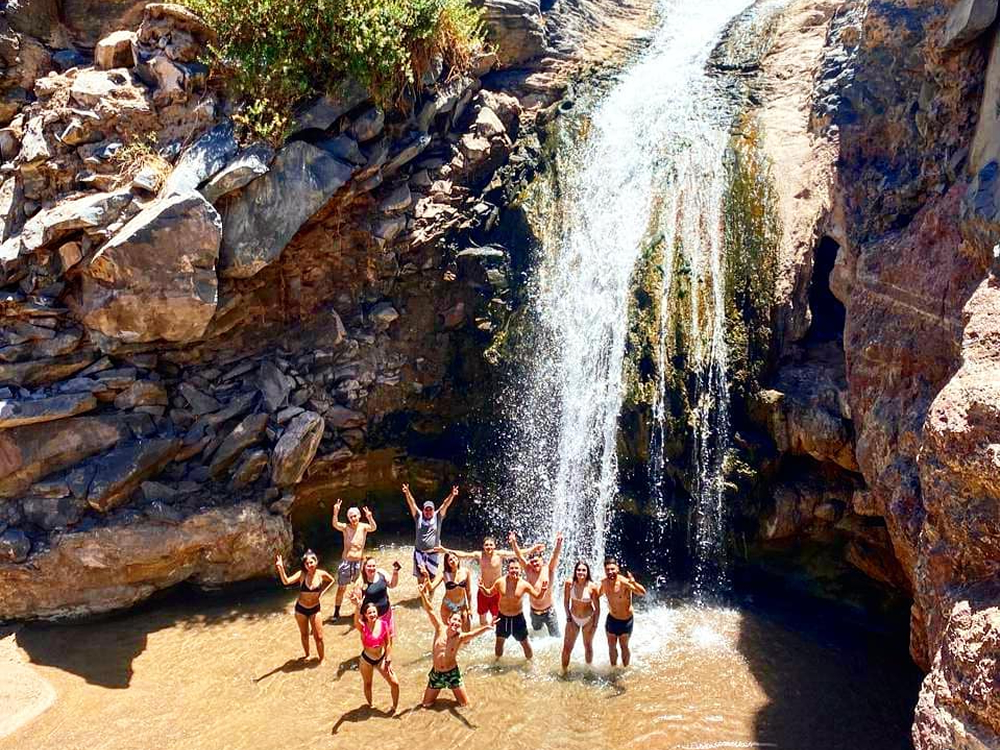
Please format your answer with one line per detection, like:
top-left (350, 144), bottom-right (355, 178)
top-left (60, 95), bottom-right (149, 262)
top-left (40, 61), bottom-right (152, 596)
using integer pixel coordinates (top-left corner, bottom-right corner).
top-left (0, 629), bottom-right (55, 740)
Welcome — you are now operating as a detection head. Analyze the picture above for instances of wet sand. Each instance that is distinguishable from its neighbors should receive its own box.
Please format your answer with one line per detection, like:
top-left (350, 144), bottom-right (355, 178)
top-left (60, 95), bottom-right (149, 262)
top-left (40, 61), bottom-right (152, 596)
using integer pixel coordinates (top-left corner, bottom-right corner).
top-left (0, 628), bottom-right (56, 740)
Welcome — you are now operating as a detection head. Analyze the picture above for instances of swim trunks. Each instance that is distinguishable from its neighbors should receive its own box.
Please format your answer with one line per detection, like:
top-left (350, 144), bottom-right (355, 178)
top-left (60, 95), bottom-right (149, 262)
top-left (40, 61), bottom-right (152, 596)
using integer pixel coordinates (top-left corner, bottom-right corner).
top-left (337, 559), bottom-right (361, 585)
top-left (413, 548), bottom-right (439, 579)
top-left (477, 587), bottom-right (500, 617)
top-left (294, 601), bottom-right (321, 617)
top-left (496, 612), bottom-right (529, 642)
top-left (605, 613), bottom-right (634, 636)
top-left (427, 665), bottom-right (462, 689)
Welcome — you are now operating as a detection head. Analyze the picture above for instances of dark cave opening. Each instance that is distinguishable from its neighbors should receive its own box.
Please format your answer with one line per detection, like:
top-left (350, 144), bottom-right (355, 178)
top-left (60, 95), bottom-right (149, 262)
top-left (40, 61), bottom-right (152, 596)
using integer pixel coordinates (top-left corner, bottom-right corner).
top-left (805, 236), bottom-right (846, 344)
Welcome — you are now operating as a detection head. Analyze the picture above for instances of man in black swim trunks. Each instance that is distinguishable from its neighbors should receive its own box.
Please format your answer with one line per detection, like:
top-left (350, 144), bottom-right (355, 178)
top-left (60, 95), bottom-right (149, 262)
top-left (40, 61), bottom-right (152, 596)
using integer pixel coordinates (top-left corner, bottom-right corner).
top-left (482, 559), bottom-right (547, 660)
top-left (599, 557), bottom-right (646, 667)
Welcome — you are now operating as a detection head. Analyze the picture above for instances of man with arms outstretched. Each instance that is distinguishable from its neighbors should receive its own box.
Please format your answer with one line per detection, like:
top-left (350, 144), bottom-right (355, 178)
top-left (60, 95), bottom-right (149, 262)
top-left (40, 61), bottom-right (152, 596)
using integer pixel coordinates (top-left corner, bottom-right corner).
top-left (482, 559), bottom-right (547, 659)
top-left (331, 499), bottom-right (377, 619)
top-left (417, 579), bottom-right (493, 707)
top-left (402, 483), bottom-right (458, 582)
top-left (600, 557), bottom-right (646, 667)
top-left (512, 532), bottom-right (564, 637)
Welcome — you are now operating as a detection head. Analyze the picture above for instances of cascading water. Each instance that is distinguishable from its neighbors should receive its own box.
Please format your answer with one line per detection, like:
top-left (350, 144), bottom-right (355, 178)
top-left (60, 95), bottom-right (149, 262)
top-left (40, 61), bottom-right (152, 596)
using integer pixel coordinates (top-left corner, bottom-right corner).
top-left (502, 0), bottom-right (757, 576)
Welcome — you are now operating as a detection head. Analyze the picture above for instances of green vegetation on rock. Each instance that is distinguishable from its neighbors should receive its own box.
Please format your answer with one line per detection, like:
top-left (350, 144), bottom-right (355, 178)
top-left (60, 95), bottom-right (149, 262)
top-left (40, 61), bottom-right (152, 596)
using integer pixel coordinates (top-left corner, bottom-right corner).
top-left (183, 0), bottom-right (485, 141)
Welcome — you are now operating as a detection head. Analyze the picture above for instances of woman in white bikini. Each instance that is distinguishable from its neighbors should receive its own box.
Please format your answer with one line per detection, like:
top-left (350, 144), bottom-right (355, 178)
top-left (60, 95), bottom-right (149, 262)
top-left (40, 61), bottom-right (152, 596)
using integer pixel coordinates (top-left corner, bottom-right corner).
top-left (422, 551), bottom-right (473, 632)
top-left (561, 560), bottom-right (601, 671)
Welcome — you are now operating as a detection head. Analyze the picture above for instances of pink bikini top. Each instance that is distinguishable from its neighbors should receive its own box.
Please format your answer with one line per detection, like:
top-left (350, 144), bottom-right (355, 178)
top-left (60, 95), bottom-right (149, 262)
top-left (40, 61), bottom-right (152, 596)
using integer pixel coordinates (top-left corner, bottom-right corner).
top-left (361, 621), bottom-right (388, 649)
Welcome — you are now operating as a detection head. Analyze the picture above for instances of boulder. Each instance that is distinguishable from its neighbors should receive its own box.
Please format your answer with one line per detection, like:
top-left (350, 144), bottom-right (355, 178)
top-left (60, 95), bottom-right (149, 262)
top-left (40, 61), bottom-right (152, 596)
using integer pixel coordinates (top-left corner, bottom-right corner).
top-left (178, 382), bottom-right (220, 414)
top-left (379, 184), bottom-right (412, 213)
top-left (79, 191), bottom-right (221, 344)
top-left (0, 351), bottom-right (96, 388)
top-left (162, 122), bottom-right (238, 196)
top-left (69, 68), bottom-right (152, 117)
top-left (350, 108), bottom-right (384, 142)
top-left (941, 0), bottom-right (998, 49)
top-left (289, 79), bottom-right (368, 134)
top-left (478, 0), bottom-right (547, 65)
top-left (6, 190), bottom-right (131, 259)
top-left (201, 143), bottom-right (274, 203)
top-left (22, 494), bottom-right (88, 530)
top-left (61, 0), bottom-right (150, 47)
top-left (0, 416), bottom-right (126, 498)
top-left (271, 410), bottom-right (324, 487)
top-left (0, 501), bottom-right (291, 618)
top-left (370, 302), bottom-right (399, 329)
top-left (95, 30), bottom-right (138, 70)
top-left (0, 528), bottom-right (30, 563)
top-left (0, 392), bottom-right (97, 428)
top-left (6, 0), bottom-right (65, 45)
top-left (231, 448), bottom-right (268, 488)
top-left (259, 361), bottom-right (293, 412)
top-left (113, 380), bottom-right (168, 409)
top-left (220, 141), bottom-right (355, 278)
top-left (208, 412), bottom-right (268, 478)
top-left (325, 405), bottom-right (366, 429)
top-left (86, 438), bottom-right (182, 512)
top-left (384, 132), bottom-right (432, 176)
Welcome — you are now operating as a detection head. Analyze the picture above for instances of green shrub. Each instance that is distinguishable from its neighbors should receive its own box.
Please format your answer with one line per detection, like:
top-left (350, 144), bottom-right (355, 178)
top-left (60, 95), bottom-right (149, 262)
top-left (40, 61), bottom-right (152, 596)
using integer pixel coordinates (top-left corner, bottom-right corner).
top-left (183, 0), bottom-right (485, 142)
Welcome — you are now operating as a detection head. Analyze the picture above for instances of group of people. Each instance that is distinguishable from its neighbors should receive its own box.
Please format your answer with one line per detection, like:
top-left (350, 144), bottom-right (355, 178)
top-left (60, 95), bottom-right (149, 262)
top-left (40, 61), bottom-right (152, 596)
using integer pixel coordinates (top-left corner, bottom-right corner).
top-left (273, 484), bottom-right (647, 713)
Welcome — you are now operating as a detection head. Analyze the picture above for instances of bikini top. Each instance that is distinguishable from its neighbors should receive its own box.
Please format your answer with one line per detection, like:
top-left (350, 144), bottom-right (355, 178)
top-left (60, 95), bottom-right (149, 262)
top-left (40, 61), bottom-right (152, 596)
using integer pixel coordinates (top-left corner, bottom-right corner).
top-left (361, 621), bottom-right (389, 650)
top-left (444, 572), bottom-right (469, 591)
top-left (570, 582), bottom-right (593, 605)
top-left (300, 573), bottom-right (323, 593)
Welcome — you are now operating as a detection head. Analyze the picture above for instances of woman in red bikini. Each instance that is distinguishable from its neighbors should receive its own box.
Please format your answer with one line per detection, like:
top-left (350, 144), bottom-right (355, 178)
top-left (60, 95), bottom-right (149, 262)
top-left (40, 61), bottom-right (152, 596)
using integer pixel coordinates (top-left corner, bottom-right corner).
top-left (349, 589), bottom-right (400, 713)
top-left (275, 550), bottom-right (334, 662)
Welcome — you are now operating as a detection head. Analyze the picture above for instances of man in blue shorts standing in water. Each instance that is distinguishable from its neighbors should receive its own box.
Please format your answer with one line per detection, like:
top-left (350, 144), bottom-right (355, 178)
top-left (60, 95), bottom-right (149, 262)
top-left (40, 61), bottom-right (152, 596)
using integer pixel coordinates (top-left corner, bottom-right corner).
top-left (402, 483), bottom-right (459, 582)
top-left (600, 557), bottom-right (646, 667)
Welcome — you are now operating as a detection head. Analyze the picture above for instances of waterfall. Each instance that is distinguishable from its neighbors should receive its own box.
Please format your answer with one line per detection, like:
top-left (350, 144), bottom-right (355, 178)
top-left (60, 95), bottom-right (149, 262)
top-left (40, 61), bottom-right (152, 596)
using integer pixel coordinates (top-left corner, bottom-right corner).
top-left (502, 0), bottom-right (756, 574)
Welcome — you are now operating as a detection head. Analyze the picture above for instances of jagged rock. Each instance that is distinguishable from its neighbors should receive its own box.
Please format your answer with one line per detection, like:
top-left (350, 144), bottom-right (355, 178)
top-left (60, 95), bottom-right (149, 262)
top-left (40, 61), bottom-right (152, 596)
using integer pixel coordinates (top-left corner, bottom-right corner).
top-left (22, 495), bottom-right (88, 530)
top-left (209, 412), bottom-right (268, 478)
top-left (259, 360), bottom-right (293, 412)
top-left (201, 143), bottom-right (274, 203)
top-left (0, 351), bottom-right (96, 387)
top-left (231, 448), bottom-right (268, 488)
top-left (0, 416), bottom-right (126, 498)
top-left (0, 178), bottom-right (20, 244)
top-left (141, 480), bottom-right (179, 501)
top-left (369, 302), bottom-right (399, 329)
top-left (384, 132), bottom-right (432, 176)
top-left (162, 122), bottom-right (238, 196)
top-left (271, 410), bottom-right (323, 487)
top-left (30, 478), bottom-right (70, 498)
top-left (289, 80), bottom-right (368, 134)
top-left (941, 0), bottom-right (997, 49)
top-left (179, 382), bottom-right (220, 414)
top-left (137, 3), bottom-right (215, 60)
top-left (325, 405), bottom-right (366, 429)
top-left (0, 392), bottom-right (97, 427)
top-left (95, 30), bottom-right (138, 70)
top-left (350, 108), bottom-right (384, 142)
top-left (317, 134), bottom-right (365, 166)
top-left (479, 0), bottom-right (547, 65)
top-left (79, 191), bottom-right (221, 344)
top-left (114, 380), bottom-right (168, 409)
top-left (0, 528), bottom-right (30, 563)
top-left (373, 216), bottom-right (406, 246)
top-left (2, 190), bottom-right (131, 261)
top-left (86, 438), bottom-right (181, 512)
top-left (144, 54), bottom-right (185, 104)
top-left (379, 184), bottom-right (412, 213)
top-left (0, 501), bottom-right (291, 618)
top-left (69, 68), bottom-right (152, 116)
top-left (220, 141), bottom-right (355, 278)
top-left (275, 405), bottom-right (304, 424)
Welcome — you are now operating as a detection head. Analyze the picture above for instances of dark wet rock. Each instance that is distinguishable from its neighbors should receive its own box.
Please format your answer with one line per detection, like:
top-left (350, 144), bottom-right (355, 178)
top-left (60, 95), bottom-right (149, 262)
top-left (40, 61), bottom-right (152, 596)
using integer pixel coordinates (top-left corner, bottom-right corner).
top-left (384, 132), bottom-right (432, 176)
top-left (350, 108), bottom-right (384, 142)
top-left (0, 351), bottom-right (97, 388)
top-left (0, 392), bottom-right (97, 427)
top-left (231, 448), bottom-right (268, 488)
top-left (289, 80), bottom-right (368, 134)
top-left (271, 410), bottom-right (323, 487)
top-left (220, 141), bottom-right (355, 278)
top-left (259, 360), bottom-right (293, 412)
top-left (208, 412), bottom-right (268, 478)
top-left (0, 528), bottom-right (31, 563)
top-left (325, 405), bottom-right (366, 429)
top-left (22, 494), bottom-right (88, 530)
top-left (201, 143), bottom-right (274, 203)
top-left (179, 382), bottom-right (220, 414)
top-left (114, 380), bottom-right (168, 409)
top-left (163, 122), bottom-right (238, 196)
top-left (86, 437), bottom-right (181, 513)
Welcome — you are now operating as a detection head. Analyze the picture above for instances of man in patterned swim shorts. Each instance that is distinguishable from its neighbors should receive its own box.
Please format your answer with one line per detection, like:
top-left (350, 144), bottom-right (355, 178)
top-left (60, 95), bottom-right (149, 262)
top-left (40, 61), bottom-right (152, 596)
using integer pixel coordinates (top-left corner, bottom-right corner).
top-left (417, 577), bottom-right (493, 707)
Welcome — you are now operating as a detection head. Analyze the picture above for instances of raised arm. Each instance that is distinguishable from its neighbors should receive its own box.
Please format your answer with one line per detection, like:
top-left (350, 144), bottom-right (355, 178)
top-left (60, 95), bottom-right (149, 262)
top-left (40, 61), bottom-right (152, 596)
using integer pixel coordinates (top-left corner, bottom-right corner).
top-left (507, 532), bottom-right (529, 567)
top-left (521, 577), bottom-right (547, 599)
top-left (274, 554), bottom-right (301, 586)
top-left (387, 564), bottom-right (400, 588)
top-left (459, 623), bottom-right (494, 645)
top-left (423, 563), bottom-right (444, 593)
top-left (402, 483), bottom-right (419, 519)
top-left (431, 544), bottom-right (477, 560)
top-left (331, 499), bottom-right (346, 531)
top-left (350, 590), bottom-right (365, 633)
top-left (624, 572), bottom-right (647, 596)
top-left (548, 532), bottom-right (564, 575)
top-left (438, 485), bottom-right (459, 519)
top-left (418, 581), bottom-right (442, 630)
top-left (363, 506), bottom-right (377, 533)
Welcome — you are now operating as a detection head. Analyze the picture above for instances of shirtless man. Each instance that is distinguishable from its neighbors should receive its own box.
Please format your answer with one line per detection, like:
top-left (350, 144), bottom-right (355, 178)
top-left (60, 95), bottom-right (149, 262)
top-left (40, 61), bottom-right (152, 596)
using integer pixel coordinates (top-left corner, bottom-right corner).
top-left (331, 499), bottom-right (377, 618)
top-left (417, 579), bottom-right (493, 707)
top-left (482, 559), bottom-right (547, 659)
top-left (599, 557), bottom-right (646, 667)
top-left (436, 533), bottom-right (542, 625)
top-left (402, 483), bottom-right (459, 582)
top-left (513, 532), bottom-right (563, 637)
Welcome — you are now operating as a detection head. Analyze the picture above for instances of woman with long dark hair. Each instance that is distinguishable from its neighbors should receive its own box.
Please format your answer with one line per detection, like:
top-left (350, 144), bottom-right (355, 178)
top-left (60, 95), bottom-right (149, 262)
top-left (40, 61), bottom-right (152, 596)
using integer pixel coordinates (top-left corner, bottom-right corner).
top-left (275, 549), bottom-right (334, 661)
top-left (561, 559), bottom-right (601, 670)
top-left (358, 556), bottom-right (400, 636)
top-left (349, 591), bottom-right (400, 713)
top-left (422, 550), bottom-right (472, 631)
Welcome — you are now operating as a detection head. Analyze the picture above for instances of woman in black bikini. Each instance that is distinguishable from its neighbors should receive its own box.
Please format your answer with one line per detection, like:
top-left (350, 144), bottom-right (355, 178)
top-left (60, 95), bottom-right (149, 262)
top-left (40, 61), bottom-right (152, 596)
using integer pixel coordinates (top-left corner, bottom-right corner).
top-left (359, 556), bottom-right (400, 637)
top-left (423, 551), bottom-right (472, 631)
top-left (275, 550), bottom-right (334, 662)
top-left (349, 590), bottom-right (400, 713)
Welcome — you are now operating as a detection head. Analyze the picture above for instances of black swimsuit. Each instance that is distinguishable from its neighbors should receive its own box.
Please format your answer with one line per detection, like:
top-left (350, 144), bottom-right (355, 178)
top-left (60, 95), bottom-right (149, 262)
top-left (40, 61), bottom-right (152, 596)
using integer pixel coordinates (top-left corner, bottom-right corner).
top-left (295, 574), bottom-right (323, 617)
top-left (361, 573), bottom-right (391, 616)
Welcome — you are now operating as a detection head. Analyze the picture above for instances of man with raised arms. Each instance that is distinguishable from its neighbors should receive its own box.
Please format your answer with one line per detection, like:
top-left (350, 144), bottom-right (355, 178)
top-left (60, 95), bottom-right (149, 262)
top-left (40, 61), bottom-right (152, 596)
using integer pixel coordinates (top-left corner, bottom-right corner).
top-left (417, 578), bottom-right (493, 707)
top-left (402, 483), bottom-right (459, 583)
top-left (435, 532), bottom-right (543, 625)
top-left (331, 499), bottom-right (377, 619)
top-left (512, 531), bottom-right (564, 637)
top-left (599, 557), bottom-right (647, 667)
top-left (482, 558), bottom-right (547, 659)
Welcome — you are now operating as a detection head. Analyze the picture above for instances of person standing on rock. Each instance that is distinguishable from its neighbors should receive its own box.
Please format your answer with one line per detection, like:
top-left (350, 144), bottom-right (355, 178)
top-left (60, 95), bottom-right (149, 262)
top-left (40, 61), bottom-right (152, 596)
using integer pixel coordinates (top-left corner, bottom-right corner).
top-left (512, 531), bottom-right (564, 637)
top-left (482, 558), bottom-right (548, 660)
top-left (275, 550), bottom-right (335, 662)
top-left (600, 557), bottom-right (646, 667)
top-left (402, 483), bottom-right (458, 582)
top-left (331, 499), bottom-right (377, 619)
top-left (416, 578), bottom-right (494, 708)
top-left (433, 533), bottom-right (542, 626)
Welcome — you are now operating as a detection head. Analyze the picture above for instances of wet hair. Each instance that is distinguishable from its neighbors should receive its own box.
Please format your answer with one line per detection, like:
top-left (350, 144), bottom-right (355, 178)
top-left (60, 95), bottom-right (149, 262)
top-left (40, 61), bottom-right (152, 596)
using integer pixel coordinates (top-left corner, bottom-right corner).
top-left (603, 556), bottom-right (618, 567)
top-left (444, 551), bottom-right (460, 572)
top-left (361, 556), bottom-right (377, 583)
top-left (572, 560), bottom-right (592, 582)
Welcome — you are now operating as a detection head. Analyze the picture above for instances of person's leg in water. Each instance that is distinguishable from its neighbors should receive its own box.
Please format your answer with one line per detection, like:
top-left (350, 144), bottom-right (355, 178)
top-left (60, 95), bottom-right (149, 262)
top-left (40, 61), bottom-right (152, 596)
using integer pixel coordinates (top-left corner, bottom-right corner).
top-left (562, 620), bottom-right (580, 671)
top-left (452, 686), bottom-right (470, 707)
top-left (620, 633), bottom-right (632, 667)
top-left (495, 635), bottom-right (506, 658)
top-left (519, 634), bottom-right (533, 659)
top-left (309, 612), bottom-right (325, 662)
top-left (545, 609), bottom-right (560, 637)
top-left (295, 611), bottom-right (310, 658)
top-left (607, 632), bottom-right (619, 666)
top-left (422, 687), bottom-right (441, 707)
top-left (359, 658), bottom-right (375, 706)
top-left (582, 620), bottom-right (596, 664)
top-left (377, 661), bottom-right (399, 713)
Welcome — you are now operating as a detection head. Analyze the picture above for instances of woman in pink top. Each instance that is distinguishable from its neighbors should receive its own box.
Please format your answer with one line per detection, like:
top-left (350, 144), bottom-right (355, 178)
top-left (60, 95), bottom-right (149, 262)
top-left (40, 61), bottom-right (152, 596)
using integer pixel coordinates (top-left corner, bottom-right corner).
top-left (349, 589), bottom-right (399, 712)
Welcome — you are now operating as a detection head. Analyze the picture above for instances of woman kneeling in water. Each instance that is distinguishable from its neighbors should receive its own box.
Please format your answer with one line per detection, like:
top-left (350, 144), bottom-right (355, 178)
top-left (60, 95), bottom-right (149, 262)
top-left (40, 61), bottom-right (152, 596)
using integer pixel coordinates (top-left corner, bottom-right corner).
top-left (561, 560), bottom-right (601, 671)
top-left (349, 590), bottom-right (400, 713)
top-left (423, 551), bottom-right (472, 631)
top-left (275, 550), bottom-right (334, 661)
